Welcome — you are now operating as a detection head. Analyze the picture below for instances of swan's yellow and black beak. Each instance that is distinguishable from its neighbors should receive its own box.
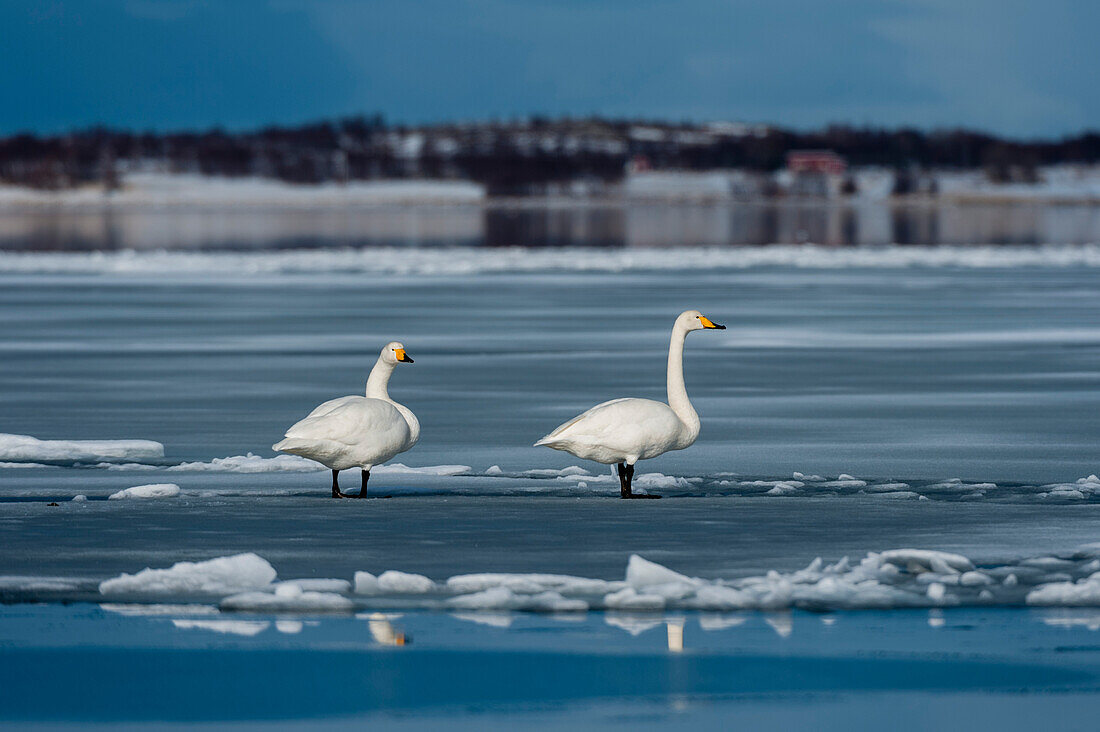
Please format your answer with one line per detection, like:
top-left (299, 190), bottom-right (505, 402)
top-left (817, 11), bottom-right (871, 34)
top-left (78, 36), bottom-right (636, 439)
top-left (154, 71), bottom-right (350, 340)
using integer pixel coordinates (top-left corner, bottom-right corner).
top-left (699, 316), bottom-right (726, 330)
top-left (395, 348), bottom-right (414, 363)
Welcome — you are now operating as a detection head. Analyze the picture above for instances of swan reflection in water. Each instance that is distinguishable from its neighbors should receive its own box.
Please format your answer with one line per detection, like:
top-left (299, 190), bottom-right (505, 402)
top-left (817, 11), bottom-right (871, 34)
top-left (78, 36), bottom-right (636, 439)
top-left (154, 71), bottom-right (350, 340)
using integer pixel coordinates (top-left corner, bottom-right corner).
top-left (367, 612), bottom-right (410, 646)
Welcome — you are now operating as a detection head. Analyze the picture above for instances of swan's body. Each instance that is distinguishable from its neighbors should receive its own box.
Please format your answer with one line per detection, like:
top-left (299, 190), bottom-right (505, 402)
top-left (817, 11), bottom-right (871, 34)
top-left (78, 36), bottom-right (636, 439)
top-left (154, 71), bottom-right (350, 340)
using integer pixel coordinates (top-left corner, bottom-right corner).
top-left (273, 342), bottom-right (418, 497)
top-left (536, 310), bottom-right (724, 498)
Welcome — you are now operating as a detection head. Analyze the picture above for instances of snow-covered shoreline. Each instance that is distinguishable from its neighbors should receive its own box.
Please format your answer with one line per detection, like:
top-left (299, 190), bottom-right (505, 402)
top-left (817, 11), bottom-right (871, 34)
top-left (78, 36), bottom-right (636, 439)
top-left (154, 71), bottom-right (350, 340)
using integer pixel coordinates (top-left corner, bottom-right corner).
top-left (0, 173), bottom-right (486, 209)
top-left (2, 168), bottom-right (1099, 209)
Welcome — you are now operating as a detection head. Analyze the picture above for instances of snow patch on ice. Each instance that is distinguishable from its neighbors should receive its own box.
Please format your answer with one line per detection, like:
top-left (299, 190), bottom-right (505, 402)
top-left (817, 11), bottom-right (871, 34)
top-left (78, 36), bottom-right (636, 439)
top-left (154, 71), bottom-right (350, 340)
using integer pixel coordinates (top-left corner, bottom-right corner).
top-left (108, 483), bottom-right (180, 500)
top-left (165, 453), bottom-right (469, 476)
top-left (375, 463), bottom-right (471, 477)
top-left (169, 454), bottom-right (321, 473)
top-left (0, 433), bottom-right (164, 464)
top-left (524, 466), bottom-right (591, 478)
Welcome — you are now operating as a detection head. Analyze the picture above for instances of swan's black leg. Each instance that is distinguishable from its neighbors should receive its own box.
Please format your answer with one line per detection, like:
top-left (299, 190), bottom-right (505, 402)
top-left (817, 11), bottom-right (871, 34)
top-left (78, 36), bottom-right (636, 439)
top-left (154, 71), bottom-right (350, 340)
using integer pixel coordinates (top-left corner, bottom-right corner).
top-left (619, 462), bottom-right (660, 499)
top-left (356, 469), bottom-right (370, 498)
top-left (331, 469), bottom-right (346, 499)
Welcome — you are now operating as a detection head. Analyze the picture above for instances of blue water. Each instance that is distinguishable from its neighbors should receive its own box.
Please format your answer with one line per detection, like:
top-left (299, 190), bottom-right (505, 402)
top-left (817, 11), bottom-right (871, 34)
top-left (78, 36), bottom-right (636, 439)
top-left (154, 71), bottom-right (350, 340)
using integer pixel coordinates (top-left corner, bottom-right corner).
top-left (4, 605), bottom-right (1100, 729)
top-left (2, 241), bottom-right (1100, 728)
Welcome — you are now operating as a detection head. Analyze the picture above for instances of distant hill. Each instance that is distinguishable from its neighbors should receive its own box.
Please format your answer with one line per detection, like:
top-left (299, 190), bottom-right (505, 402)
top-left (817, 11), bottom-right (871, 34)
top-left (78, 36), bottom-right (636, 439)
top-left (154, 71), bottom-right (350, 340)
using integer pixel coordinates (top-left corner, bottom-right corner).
top-left (2, 116), bottom-right (1097, 195)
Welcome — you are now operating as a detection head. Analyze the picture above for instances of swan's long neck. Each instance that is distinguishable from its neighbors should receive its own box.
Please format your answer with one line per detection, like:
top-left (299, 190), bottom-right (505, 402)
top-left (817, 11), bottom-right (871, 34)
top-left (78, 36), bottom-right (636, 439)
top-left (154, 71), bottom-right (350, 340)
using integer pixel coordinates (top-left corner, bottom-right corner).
top-left (667, 324), bottom-right (700, 438)
top-left (365, 354), bottom-right (421, 445)
top-left (365, 356), bottom-right (395, 401)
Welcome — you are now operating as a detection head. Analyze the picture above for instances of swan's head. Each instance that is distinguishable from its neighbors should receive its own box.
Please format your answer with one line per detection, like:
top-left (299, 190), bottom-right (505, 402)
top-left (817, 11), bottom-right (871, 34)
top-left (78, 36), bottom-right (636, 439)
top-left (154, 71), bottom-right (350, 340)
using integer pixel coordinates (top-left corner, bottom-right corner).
top-left (678, 309), bottom-right (725, 332)
top-left (381, 341), bottom-right (414, 365)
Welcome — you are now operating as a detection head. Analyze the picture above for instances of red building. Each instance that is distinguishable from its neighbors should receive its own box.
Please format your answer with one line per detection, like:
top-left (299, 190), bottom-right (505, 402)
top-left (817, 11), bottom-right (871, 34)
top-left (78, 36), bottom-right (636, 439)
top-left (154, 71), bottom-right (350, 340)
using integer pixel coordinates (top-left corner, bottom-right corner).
top-left (786, 150), bottom-right (847, 175)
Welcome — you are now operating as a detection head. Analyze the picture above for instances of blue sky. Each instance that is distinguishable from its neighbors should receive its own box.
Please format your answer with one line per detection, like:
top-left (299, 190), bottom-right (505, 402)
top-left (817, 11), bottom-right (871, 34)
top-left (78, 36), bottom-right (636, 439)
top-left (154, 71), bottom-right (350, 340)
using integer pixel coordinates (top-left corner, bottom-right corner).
top-left (3, 0), bottom-right (1097, 137)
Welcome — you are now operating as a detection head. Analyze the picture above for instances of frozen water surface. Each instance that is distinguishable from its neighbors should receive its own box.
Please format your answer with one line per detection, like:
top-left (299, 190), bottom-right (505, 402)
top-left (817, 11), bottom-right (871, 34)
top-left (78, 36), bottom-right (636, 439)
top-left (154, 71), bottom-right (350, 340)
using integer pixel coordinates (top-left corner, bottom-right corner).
top-left (2, 244), bottom-right (1099, 727)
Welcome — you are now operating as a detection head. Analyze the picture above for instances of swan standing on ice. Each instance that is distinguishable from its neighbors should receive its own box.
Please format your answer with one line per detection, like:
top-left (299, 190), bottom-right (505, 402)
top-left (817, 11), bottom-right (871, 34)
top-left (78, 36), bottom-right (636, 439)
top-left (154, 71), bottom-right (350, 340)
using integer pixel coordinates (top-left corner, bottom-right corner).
top-left (535, 310), bottom-right (724, 499)
top-left (273, 342), bottom-right (419, 498)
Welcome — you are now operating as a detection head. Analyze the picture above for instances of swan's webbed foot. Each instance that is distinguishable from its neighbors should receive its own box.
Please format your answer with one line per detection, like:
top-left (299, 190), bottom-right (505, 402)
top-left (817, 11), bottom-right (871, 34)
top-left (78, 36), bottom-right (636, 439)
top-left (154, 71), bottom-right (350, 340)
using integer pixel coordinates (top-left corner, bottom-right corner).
top-left (356, 469), bottom-right (371, 498)
top-left (625, 493), bottom-right (661, 499)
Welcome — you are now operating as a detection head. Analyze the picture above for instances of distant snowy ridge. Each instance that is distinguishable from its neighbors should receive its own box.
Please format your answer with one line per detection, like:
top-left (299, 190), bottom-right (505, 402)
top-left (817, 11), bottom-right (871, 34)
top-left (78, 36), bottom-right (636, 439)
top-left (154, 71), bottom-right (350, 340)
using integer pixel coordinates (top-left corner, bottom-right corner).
top-left (2, 244), bottom-right (1100, 277)
top-left (91, 544), bottom-right (1100, 612)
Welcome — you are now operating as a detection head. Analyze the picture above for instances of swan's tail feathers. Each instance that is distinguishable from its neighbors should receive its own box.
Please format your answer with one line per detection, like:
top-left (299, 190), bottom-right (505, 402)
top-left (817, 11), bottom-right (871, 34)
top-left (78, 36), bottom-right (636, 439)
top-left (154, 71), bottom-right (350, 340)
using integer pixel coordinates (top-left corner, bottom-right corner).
top-left (534, 434), bottom-right (570, 450)
top-left (273, 437), bottom-right (310, 454)
top-left (535, 413), bottom-right (585, 448)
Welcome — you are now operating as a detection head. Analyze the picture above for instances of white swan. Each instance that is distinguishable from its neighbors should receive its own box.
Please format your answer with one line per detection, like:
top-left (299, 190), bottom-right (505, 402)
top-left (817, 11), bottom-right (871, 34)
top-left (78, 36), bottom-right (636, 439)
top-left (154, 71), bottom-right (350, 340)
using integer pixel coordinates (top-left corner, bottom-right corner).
top-left (535, 310), bottom-right (724, 498)
top-left (273, 341), bottom-right (419, 498)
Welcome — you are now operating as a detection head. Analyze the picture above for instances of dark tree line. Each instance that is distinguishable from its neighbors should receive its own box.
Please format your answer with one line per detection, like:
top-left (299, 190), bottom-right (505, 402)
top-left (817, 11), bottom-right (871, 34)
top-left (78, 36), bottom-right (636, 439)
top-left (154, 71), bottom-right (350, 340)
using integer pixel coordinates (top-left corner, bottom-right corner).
top-left (1, 116), bottom-right (1097, 195)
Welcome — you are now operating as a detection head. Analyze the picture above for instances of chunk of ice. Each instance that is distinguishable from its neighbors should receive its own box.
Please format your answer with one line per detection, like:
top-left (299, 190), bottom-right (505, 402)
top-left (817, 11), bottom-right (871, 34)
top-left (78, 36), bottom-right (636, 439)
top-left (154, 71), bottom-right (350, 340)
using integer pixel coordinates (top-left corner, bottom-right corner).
top-left (0, 433), bottom-right (163, 464)
top-left (220, 590), bottom-right (353, 613)
top-left (377, 570), bottom-right (435, 594)
top-left (168, 454), bottom-right (321, 472)
top-left (108, 483), bottom-right (180, 500)
top-left (626, 555), bottom-right (698, 588)
top-left (99, 553), bottom-right (276, 596)
top-left (877, 549), bottom-right (975, 574)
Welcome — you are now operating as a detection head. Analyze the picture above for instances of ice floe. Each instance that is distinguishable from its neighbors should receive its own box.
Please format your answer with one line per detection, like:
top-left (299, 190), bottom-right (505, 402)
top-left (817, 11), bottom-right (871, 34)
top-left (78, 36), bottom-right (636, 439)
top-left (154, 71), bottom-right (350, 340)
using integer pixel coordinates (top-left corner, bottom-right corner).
top-left (354, 570), bottom-right (435, 595)
top-left (220, 585), bottom-right (353, 613)
top-left (275, 578), bottom-right (351, 594)
top-left (92, 544), bottom-right (1100, 613)
top-left (108, 483), bottom-right (180, 500)
top-left (0, 433), bottom-right (164, 464)
top-left (375, 463), bottom-right (471, 476)
top-left (0, 576), bottom-right (82, 592)
top-left (99, 553), bottom-right (277, 596)
top-left (1027, 575), bottom-right (1100, 606)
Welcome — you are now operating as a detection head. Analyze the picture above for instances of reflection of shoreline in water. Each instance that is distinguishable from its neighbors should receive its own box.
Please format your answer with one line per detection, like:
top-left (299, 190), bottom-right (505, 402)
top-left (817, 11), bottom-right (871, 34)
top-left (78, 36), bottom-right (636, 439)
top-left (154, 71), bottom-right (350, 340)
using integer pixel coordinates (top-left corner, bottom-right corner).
top-left (2, 200), bottom-right (1098, 251)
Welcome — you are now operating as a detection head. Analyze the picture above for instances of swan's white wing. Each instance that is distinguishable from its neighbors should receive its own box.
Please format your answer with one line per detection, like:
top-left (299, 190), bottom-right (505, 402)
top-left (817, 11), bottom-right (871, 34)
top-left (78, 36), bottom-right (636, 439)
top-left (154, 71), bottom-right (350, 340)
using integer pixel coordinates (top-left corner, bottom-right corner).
top-left (538, 398), bottom-right (634, 442)
top-left (536, 398), bottom-right (684, 462)
top-left (274, 396), bottom-right (414, 470)
top-left (282, 397), bottom-right (399, 447)
top-left (299, 396), bottom-right (359, 422)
